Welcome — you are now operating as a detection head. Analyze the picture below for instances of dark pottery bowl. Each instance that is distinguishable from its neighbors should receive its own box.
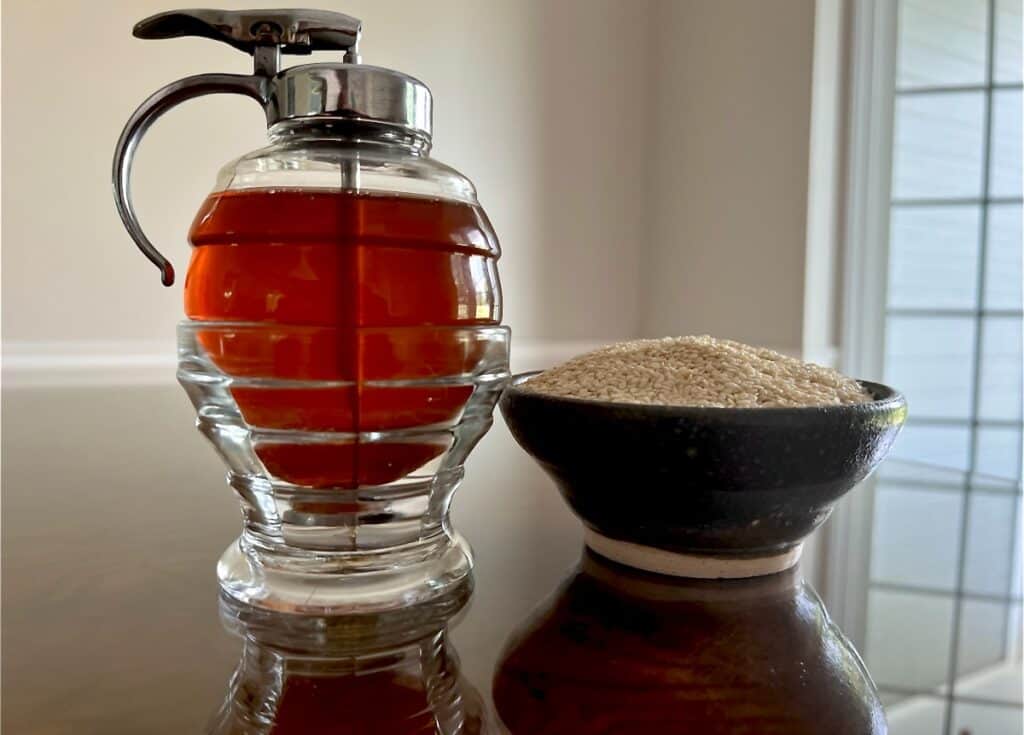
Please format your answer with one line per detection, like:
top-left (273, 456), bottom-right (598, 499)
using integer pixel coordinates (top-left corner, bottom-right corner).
top-left (499, 372), bottom-right (906, 558)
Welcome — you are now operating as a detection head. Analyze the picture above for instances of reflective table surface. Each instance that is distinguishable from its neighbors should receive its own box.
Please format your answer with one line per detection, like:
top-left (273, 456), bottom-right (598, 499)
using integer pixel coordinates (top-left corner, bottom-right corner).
top-left (5, 533), bottom-right (859, 735)
top-left (2, 384), bottom-right (584, 734)
top-left (3, 385), bottom-right (886, 734)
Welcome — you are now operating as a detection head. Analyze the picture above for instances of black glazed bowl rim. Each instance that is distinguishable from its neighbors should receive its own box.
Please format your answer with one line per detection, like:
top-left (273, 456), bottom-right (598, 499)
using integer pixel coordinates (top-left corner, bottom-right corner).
top-left (499, 371), bottom-right (907, 556)
top-left (503, 371), bottom-right (906, 417)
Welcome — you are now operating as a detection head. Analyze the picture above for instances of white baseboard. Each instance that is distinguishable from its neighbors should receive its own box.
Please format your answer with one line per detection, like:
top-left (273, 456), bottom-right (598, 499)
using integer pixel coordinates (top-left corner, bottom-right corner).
top-left (1, 337), bottom-right (614, 389)
top-left (1, 338), bottom-right (837, 389)
top-left (3, 340), bottom-right (178, 388)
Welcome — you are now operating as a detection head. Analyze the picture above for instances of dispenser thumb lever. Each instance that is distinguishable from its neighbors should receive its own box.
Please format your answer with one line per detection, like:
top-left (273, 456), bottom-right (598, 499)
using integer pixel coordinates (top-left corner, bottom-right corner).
top-left (134, 8), bottom-right (362, 60)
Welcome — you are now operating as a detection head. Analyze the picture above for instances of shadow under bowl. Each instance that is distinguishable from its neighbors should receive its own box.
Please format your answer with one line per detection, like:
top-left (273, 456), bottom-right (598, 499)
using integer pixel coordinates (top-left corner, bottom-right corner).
top-left (499, 372), bottom-right (906, 559)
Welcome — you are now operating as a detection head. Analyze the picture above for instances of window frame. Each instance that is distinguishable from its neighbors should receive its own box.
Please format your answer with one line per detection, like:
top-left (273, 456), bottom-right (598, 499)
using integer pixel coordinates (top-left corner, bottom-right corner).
top-left (830, 0), bottom-right (1023, 731)
top-left (825, 0), bottom-right (899, 651)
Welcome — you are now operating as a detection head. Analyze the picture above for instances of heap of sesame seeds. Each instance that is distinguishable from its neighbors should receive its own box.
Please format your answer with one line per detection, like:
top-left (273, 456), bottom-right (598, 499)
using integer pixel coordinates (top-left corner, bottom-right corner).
top-left (521, 336), bottom-right (871, 408)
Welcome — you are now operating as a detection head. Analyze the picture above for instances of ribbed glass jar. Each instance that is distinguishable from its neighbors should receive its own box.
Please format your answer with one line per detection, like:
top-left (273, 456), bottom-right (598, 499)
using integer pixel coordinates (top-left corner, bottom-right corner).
top-left (178, 120), bottom-right (509, 612)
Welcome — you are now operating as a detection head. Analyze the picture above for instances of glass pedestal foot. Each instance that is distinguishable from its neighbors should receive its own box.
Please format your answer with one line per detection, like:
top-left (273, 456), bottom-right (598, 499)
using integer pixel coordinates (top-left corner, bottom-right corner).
top-left (217, 531), bottom-right (474, 615)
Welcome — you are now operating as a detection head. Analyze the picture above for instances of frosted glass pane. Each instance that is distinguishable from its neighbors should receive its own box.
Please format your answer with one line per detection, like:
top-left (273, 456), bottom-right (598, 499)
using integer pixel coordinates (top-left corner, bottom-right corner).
top-left (886, 695), bottom-right (945, 735)
top-left (1015, 521), bottom-right (1023, 597)
top-left (893, 93), bottom-right (986, 199)
top-left (879, 690), bottom-right (910, 709)
top-left (953, 701), bottom-right (1024, 735)
top-left (893, 423), bottom-right (972, 470)
top-left (984, 204), bottom-right (1023, 310)
top-left (866, 590), bottom-right (954, 689)
top-left (881, 459), bottom-right (971, 487)
top-left (964, 492), bottom-right (1018, 595)
top-left (1013, 493), bottom-right (1023, 599)
top-left (976, 427), bottom-right (1023, 478)
top-left (889, 206), bottom-right (980, 309)
top-left (885, 316), bottom-right (977, 418)
top-left (897, 0), bottom-right (988, 87)
top-left (872, 484), bottom-right (963, 589)
top-left (959, 602), bottom-right (1023, 702)
top-left (978, 317), bottom-right (1023, 422)
top-left (957, 600), bottom-right (1013, 678)
top-left (990, 90), bottom-right (1023, 198)
top-left (995, 0), bottom-right (1023, 83)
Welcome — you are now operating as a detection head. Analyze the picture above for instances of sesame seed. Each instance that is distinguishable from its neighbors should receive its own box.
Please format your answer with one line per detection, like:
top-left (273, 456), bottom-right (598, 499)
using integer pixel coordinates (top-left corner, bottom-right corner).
top-left (521, 336), bottom-right (871, 408)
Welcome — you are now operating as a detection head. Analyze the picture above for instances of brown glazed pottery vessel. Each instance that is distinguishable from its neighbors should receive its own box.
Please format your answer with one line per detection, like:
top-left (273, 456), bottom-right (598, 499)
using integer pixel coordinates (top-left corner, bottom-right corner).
top-left (493, 551), bottom-right (886, 735)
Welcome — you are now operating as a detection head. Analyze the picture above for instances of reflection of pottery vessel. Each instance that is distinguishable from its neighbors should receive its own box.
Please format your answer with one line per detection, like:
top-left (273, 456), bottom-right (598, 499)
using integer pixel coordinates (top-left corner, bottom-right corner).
top-left (210, 582), bottom-right (493, 735)
top-left (500, 373), bottom-right (905, 576)
top-left (494, 551), bottom-right (886, 735)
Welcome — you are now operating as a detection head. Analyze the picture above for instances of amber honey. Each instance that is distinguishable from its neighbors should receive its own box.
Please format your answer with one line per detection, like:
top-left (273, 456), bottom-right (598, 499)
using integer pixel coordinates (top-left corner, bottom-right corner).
top-left (185, 189), bottom-right (501, 488)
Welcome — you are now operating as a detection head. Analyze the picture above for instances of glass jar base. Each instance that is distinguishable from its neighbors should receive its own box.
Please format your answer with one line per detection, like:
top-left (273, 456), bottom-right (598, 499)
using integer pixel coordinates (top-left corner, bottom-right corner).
top-left (217, 533), bottom-right (474, 614)
top-left (584, 529), bottom-right (803, 579)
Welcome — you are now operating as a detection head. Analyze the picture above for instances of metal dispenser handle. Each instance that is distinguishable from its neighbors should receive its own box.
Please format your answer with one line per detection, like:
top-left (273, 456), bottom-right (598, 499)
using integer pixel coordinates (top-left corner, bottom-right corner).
top-left (112, 9), bottom-right (362, 286)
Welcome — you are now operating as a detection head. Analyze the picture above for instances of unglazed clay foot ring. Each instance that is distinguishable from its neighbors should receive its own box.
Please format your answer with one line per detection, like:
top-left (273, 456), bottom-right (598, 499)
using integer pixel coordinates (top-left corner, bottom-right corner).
top-left (583, 529), bottom-right (803, 579)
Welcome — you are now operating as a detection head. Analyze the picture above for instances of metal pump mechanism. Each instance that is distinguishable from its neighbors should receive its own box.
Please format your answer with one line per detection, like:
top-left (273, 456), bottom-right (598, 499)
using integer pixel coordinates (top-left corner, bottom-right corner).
top-left (112, 8), bottom-right (431, 286)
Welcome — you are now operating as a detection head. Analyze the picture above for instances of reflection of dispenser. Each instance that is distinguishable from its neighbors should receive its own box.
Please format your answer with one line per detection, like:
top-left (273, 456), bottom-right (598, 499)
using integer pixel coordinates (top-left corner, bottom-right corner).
top-left (112, 9), bottom-right (509, 612)
top-left (494, 551), bottom-right (886, 735)
top-left (211, 586), bottom-right (491, 734)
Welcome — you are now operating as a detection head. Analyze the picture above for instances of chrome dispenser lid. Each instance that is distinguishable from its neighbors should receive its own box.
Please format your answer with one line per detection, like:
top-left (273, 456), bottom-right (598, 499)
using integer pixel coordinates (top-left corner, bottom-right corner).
top-left (134, 8), bottom-right (432, 138)
top-left (269, 64), bottom-right (431, 136)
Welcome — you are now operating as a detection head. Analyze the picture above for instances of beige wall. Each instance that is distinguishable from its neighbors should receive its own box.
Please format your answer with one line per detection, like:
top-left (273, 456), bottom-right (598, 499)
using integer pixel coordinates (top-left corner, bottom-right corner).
top-left (642, 0), bottom-right (818, 349)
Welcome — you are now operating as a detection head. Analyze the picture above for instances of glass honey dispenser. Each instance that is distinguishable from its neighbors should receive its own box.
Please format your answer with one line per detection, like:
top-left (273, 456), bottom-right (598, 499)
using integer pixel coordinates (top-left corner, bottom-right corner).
top-left (113, 9), bottom-right (509, 613)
